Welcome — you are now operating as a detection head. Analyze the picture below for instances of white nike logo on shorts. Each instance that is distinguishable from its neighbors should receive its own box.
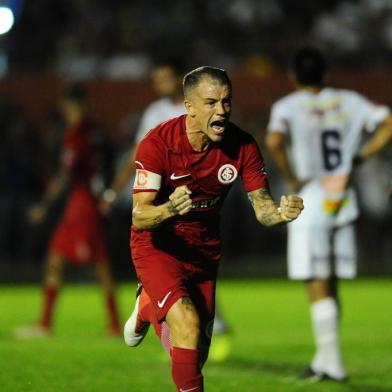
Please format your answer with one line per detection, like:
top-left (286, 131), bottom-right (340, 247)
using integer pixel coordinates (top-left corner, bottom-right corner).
top-left (179, 387), bottom-right (199, 392)
top-left (170, 173), bottom-right (191, 180)
top-left (157, 291), bottom-right (172, 308)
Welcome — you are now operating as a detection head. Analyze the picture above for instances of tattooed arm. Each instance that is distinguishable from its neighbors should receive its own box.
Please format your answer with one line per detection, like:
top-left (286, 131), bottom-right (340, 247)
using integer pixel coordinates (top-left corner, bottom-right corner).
top-left (132, 185), bottom-right (192, 230)
top-left (248, 187), bottom-right (304, 227)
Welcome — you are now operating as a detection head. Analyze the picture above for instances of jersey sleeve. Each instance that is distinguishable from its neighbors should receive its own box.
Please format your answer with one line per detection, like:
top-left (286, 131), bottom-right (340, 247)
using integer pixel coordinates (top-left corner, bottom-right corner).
top-left (133, 135), bottom-right (165, 193)
top-left (267, 101), bottom-right (290, 133)
top-left (355, 93), bottom-right (390, 132)
top-left (240, 136), bottom-right (268, 192)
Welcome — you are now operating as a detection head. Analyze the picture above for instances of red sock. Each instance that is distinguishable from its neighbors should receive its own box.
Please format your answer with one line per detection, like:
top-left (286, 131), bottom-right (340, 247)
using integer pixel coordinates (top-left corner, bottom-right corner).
top-left (106, 291), bottom-right (121, 331)
top-left (171, 347), bottom-right (203, 392)
top-left (39, 285), bottom-right (58, 329)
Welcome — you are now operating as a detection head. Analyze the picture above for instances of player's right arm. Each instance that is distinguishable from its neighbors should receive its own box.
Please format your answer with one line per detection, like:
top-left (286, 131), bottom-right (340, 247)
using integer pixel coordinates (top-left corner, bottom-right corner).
top-left (265, 101), bottom-right (304, 192)
top-left (265, 131), bottom-right (302, 192)
top-left (132, 185), bottom-right (192, 230)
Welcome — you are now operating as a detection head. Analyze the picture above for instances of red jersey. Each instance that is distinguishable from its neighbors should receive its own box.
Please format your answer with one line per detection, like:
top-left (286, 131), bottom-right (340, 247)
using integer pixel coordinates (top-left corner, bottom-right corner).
top-left (61, 121), bottom-right (98, 192)
top-left (131, 115), bottom-right (267, 263)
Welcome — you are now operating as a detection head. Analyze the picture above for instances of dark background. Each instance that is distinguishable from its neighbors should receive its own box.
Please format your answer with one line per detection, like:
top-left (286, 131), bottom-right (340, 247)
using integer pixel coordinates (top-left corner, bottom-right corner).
top-left (0, 0), bottom-right (391, 282)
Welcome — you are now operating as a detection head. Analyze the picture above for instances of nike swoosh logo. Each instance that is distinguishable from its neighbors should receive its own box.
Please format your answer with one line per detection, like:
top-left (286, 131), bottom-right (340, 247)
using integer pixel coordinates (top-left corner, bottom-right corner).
top-left (157, 291), bottom-right (172, 308)
top-left (170, 173), bottom-right (191, 180)
top-left (179, 387), bottom-right (199, 392)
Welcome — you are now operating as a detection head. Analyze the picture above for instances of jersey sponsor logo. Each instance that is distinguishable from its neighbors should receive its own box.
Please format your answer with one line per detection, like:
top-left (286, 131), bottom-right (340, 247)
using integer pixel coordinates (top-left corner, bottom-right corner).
top-left (170, 173), bottom-right (191, 180)
top-left (157, 291), bottom-right (172, 308)
top-left (217, 164), bottom-right (238, 184)
top-left (191, 196), bottom-right (221, 209)
top-left (133, 169), bottom-right (162, 191)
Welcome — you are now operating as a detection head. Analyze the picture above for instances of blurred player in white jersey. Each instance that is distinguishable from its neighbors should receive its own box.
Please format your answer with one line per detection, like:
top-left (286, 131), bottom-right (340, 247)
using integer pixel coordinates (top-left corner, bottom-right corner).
top-left (100, 60), bottom-right (185, 211)
top-left (100, 59), bottom-right (232, 361)
top-left (266, 47), bottom-right (392, 381)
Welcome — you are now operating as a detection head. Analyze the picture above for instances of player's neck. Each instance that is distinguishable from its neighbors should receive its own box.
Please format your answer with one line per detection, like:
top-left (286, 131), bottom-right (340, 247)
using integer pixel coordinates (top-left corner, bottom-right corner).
top-left (185, 116), bottom-right (210, 152)
top-left (297, 84), bottom-right (324, 94)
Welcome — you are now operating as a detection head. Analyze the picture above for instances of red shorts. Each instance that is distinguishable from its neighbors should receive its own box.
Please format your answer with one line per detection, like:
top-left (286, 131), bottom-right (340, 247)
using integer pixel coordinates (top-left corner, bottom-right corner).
top-left (133, 250), bottom-right (218, 342)
top-left (50, 189), bottom-right (108, 264)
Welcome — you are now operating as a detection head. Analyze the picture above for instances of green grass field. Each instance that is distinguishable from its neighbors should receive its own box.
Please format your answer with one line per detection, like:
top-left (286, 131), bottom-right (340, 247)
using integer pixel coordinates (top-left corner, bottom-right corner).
top-left (1, 278), bottom-right (391, 391)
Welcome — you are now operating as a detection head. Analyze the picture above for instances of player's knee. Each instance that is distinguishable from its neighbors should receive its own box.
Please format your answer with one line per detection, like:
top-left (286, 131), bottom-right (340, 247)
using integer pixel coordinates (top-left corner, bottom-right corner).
top-left (307, 278), bottom-right (331, 302)
top-left (179, 319), bottom-right (200, 345)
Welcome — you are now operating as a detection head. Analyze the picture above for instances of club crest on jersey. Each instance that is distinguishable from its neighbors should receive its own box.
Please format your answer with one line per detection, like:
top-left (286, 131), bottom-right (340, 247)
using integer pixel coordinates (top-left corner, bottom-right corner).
top-left (218, 164), bottom-right (238, 184)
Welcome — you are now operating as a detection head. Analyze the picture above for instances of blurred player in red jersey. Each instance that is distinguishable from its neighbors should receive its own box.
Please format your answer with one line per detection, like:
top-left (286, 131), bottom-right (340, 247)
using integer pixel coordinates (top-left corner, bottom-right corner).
top-left (123, 66), bottom-right (304, 391)
top-left (15, 85), bottom-right (121, 338)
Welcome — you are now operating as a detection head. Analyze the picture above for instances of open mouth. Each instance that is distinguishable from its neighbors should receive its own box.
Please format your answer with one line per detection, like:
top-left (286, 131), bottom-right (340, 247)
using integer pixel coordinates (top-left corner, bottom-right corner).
top-left (210, 120), bottom-right (226, 134)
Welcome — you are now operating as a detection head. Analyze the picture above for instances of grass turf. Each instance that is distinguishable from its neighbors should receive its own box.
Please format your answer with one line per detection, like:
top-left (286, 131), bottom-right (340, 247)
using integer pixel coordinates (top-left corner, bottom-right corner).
top-left (1, 278), bottom-right (391, 391)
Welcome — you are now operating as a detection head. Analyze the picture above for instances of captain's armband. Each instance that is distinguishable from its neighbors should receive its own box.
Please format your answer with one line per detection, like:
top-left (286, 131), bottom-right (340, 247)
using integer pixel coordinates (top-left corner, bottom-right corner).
top-left (133, 169), bottom-right (162, 191)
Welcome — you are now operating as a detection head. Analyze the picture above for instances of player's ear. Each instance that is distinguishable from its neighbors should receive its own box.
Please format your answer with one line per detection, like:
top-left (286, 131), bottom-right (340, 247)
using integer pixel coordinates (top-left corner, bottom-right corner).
top-left (184, 99), bottom-right (195, 117)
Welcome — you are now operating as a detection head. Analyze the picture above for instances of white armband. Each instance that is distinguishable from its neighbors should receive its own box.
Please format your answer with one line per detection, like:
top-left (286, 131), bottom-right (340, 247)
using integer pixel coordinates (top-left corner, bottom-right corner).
top-left (133, 169), bottom-right (162, 191)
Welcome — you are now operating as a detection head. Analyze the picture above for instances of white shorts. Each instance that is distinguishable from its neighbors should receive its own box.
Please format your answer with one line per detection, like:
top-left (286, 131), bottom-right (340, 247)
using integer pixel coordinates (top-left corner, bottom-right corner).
top-left (287, 180), bottom-right (358, 280)
top-left (288, 223), bottom-right (357, 280)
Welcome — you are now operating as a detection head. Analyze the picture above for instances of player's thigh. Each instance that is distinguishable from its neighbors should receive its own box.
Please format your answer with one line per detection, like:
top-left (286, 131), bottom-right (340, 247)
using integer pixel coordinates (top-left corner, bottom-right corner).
top-left (133, 253), bottom-right (190, 323)
top-left (333, 223), bottom-right (357, 279)
top-left (288, 222), bottom-right (332, 280)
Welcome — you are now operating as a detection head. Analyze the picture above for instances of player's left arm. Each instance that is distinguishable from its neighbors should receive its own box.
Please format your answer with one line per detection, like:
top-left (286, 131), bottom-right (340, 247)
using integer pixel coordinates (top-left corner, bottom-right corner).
top-left (248, 187), bottom-right (303, 227)
top-left (355, 114), bottom-right (392, 163)
top-left (99, 143), bottom-right (138, 215)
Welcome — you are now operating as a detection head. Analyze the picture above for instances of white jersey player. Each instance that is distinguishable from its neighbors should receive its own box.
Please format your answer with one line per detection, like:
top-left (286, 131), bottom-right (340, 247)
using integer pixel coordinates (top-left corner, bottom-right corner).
top-left (100, 61), bottom-right (185, 210)
top-left (266, 47), bottom-right (392, 382)
top-left (135, 97), bottom-right (184, 143)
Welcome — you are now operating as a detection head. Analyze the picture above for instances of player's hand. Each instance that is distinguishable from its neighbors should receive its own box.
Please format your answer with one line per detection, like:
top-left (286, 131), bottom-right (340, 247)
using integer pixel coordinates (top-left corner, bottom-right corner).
top-left (279, 195), bottom-right (303, 222)
top-left (29, 204), bottom-right (47, 224)
top-left (99, 188), bottom-right (117, 216)
top-left (168, 185), bottom-right (192, 216)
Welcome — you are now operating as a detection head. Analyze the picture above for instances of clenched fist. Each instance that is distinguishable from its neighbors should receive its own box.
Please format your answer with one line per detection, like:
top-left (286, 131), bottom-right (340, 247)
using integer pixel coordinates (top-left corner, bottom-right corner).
top-left (279, 195), bottom-right (304, 222)
top-left (168, 185), bottom-right (193, 216)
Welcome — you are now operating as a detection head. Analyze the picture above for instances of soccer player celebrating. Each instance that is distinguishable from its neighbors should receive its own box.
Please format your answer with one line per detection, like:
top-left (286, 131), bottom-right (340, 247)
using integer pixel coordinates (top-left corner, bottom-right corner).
top-left (266, 47), bottom-right (392, 381)
top-left (16, 85), bottom-right (121, 338)
top-left (123, 66), bottom-right (304, 391)
top-left (101, 59), bottom-right (233, 360)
